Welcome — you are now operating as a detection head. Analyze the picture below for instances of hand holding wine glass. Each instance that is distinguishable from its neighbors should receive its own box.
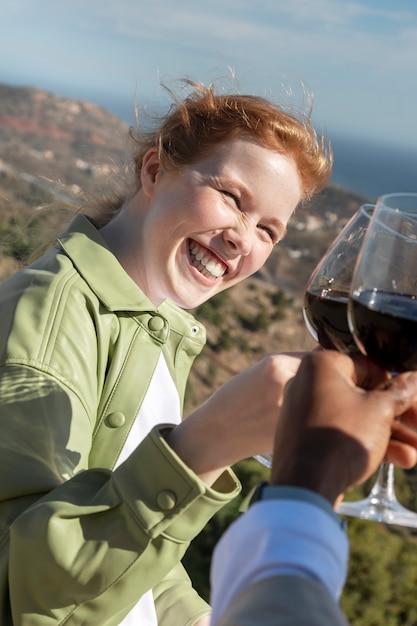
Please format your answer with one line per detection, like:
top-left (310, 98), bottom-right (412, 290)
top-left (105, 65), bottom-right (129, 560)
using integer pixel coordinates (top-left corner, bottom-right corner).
top-left (341, 192), bottom-right (417, 526)
top-left (303, 197), bottom-right (417, 527)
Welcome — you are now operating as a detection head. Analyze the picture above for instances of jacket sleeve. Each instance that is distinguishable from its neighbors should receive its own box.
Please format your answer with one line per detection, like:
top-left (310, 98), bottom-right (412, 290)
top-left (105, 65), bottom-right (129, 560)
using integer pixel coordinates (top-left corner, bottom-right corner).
top-left (0, 365), bottom-right (240, 626)
top-left (214, 576), bottom-right (350, 626)
top-left (153, 562), bottom-right (211, 626)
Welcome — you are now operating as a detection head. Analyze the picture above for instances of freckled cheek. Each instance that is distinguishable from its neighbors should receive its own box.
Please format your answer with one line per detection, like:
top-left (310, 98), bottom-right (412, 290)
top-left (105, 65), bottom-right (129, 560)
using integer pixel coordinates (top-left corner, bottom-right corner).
top-left (256, 243), bottom-right (273, 266)
top-left (243, 248), bottom-right (270, 276)
top-left (193, 199), bottom-right (229, 228)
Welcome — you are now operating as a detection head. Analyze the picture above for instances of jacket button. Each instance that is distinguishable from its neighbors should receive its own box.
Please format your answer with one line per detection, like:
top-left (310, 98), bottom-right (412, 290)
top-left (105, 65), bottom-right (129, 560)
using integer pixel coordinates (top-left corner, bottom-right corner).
top-left (157, 490), bottom-right (177, 510)
top-left (107, 412), bottom-right (126, 428)
top-left (148, 316), bottom-right (165, 331)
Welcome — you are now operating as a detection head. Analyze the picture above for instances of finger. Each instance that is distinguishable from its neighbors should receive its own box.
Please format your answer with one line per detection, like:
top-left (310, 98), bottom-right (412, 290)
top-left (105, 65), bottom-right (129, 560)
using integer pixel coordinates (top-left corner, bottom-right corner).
top-left (391, 421), bottom-right (417, 448)
top-left (299, 350), bottom-right (356, 382)
top-left (394, 405), bottom-right (417, 430)
top-left (344, 371), bottom-right (417, 441)
top-left (310, 350), bottom-right (387, 390)
top-left (349, 354), bottom-right (390, 389)
top-left (386, 440), bottom-right (417, 468)
top-left (378, 372), bottom-right (417, 416)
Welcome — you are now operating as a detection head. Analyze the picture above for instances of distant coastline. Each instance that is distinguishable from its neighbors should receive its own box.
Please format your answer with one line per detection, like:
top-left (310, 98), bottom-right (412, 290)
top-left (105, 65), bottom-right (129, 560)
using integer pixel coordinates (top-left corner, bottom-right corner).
top-left (101, 92), bottom-right (417, 202)
top-left (329, 132), bottom-right (417, 200)
top-left (1, 78), bottom-right (415, 202)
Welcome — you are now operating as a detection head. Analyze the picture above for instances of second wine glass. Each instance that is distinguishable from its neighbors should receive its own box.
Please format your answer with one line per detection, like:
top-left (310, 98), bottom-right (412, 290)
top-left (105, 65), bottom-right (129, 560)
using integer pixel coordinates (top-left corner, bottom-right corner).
top-left (341, 192), bottom-right (417, 527)
top-left (303, 199), bottom-right (417, 527)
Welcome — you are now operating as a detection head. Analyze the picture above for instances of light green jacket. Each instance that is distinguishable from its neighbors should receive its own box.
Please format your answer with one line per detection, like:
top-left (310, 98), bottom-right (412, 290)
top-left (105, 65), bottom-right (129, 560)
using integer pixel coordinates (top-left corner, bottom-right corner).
top-left (0, 213), bottom-right (241, 625)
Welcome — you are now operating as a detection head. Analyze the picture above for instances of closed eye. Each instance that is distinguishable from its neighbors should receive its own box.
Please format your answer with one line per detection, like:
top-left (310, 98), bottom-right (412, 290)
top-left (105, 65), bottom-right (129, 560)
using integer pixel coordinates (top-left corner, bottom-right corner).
top-left (221, 185), bottom-right (283, 244)
top-left (221, 189), bottom-right (241, 209)
top-left (258, 224), bottom-right (279, 244)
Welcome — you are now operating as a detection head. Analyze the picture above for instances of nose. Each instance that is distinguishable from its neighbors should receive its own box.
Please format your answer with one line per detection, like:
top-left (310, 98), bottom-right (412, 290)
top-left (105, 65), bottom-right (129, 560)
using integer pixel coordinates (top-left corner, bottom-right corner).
top-left (223, 223), bottom-right (253, 256)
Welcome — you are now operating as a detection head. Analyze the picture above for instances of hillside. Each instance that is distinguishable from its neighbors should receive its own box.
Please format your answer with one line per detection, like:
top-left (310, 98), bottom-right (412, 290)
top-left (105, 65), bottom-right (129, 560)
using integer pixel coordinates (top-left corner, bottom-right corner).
top-left (3, 84), bottom-right (417, 626)
top-left (0, 82), bottom-right (372, 410)
top-left (0, 83), bottom-right (129, 193)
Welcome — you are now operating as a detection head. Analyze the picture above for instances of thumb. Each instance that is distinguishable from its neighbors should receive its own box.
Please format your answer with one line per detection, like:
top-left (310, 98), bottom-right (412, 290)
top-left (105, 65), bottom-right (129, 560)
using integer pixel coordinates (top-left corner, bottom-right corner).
top-left (380, 372), bottom-right (417, 467)
top-left (365, 372), bottom-right (417, 438)
top-left (377, 372), bottom-right (417, 415)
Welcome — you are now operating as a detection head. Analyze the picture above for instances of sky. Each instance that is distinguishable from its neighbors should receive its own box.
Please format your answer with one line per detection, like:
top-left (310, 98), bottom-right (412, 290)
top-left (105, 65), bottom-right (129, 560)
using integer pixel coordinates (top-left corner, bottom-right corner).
top-left (1, 0), bottom-right (417, 153)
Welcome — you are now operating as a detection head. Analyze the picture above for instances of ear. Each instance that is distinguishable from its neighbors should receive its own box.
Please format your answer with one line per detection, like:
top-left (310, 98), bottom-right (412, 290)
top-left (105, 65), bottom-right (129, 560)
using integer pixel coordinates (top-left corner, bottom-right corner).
top-left (141, 148), bottom-right (161, 198)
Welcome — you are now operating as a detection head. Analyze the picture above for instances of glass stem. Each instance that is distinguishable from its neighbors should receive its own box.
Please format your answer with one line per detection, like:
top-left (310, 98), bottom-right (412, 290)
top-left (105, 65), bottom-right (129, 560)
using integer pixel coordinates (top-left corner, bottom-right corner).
top-left (369, 462), bottom-right (398, 503)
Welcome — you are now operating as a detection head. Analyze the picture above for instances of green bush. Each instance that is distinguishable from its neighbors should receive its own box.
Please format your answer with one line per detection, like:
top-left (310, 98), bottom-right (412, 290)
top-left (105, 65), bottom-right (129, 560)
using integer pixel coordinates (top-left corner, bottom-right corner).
top-left (0, 215), bottom-right (44, 262)
top-left (238, 306), bottom-right (270, 332)
top-left (216, 328), bottom-right (234, 351)
top-left (196, 292), bottom-right (228, 325)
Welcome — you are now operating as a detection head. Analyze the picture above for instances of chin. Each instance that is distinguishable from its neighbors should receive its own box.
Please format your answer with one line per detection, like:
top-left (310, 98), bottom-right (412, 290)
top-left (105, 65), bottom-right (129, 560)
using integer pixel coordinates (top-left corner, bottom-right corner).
top-left (169, 291), bottom-right (214, 310)
top-left (172, 298), bottom-right (204, 310)
top-left (169, 280), bottom-right (227, 310)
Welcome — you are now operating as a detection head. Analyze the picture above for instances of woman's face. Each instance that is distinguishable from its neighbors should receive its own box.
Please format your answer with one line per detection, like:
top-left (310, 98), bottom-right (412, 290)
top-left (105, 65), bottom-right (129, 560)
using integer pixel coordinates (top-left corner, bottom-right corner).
top-left (129, 137), bottom-right (302, 308)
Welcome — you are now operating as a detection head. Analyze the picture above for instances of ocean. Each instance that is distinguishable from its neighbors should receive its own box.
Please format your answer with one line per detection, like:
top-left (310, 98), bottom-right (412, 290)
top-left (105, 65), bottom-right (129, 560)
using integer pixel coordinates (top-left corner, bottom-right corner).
top-left (329, 133), bottom-right (417, 200)
top-left (109, 95), bottom-right (416, 202)
top-left (106, 91), bottom-right (416, 202)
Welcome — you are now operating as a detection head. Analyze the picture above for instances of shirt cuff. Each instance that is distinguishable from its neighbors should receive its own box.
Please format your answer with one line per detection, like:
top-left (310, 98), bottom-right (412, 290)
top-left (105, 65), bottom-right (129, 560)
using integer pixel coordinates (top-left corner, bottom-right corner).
top-left (210, 496), bottom-right (349, 625)
top-left (252, 484), bottom-right (345, 528)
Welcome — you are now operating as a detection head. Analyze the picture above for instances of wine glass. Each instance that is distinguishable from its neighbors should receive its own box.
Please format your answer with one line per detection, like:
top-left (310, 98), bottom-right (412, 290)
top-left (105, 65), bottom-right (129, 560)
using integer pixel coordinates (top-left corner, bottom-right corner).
top-left (303, 203), bottom-right (374, 354)
top-left (339, 192), bottom-right (417, 527)
top-left (255, 203), bottom-right (374, 469)
top-left (303, 199), bottom-right (417, 527)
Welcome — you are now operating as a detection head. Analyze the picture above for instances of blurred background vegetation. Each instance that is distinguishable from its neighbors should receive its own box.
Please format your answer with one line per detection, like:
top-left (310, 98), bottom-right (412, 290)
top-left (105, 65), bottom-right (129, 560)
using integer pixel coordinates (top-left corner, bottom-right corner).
top-left (2, 83), bottom-right (417, 625)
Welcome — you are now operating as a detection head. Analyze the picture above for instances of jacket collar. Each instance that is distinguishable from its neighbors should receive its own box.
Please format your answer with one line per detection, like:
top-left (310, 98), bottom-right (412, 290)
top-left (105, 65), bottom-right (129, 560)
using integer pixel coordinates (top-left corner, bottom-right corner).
top-left (57, 212), bottom-right (156, 312)
top-left (56, 213), bottom-right (206, 345)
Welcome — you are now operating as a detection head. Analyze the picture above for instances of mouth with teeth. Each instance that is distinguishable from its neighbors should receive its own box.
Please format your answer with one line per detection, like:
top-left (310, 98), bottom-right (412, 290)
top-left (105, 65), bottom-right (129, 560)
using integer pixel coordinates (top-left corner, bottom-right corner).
top-left (189, 240), bottom-right (227, 280)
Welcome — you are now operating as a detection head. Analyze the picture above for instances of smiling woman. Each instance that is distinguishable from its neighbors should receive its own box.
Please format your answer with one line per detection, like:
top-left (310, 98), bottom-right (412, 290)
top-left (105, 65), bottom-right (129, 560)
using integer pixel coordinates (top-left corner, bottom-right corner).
top-left (0, 77), bottom-right (332, 626)
top-left (99, 137), bottom-right (303, 308)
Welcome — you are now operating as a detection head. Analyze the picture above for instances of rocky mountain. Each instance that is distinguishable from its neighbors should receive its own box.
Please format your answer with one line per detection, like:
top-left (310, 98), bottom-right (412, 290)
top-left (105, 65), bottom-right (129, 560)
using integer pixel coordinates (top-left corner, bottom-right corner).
top-left (0, 83), bottom-right (372, 410)
top-left (0, 84), bottom-right (129, 181)
top-left (4, 84), bottom-right (417, 626)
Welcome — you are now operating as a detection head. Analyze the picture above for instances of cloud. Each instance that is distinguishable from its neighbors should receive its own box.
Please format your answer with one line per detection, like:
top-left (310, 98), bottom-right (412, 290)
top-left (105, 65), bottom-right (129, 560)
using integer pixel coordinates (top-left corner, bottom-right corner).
top-left (1, 0), bottom-right (416, 147)
top-left (67, 0), bottom-right (417, 77)
top-left (66, 0), bottom-right (417, 36)
top-left (3, 0), bottom-right (416, 63)
top-left (270, 0), bottom-right (415, 24)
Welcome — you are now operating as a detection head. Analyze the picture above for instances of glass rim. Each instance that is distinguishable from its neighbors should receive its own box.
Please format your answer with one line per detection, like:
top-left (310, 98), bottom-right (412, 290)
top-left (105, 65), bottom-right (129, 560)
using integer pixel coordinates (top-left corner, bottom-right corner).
top-left (360, 203), bottom-right (375, 216)
top-left (377, 192), bottom-right (417, 210)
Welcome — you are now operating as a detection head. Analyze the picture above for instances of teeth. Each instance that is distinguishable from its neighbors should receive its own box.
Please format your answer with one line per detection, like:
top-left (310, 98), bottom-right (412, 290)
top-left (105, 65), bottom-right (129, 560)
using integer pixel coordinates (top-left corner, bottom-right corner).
top-left (189, 242), bottom-right (225, 279)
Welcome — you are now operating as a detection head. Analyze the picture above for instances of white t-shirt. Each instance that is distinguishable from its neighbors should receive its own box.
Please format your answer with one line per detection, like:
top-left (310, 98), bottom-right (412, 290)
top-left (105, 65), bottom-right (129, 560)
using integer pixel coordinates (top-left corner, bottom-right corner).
top-left (115, 353), bottom-right (181, 626)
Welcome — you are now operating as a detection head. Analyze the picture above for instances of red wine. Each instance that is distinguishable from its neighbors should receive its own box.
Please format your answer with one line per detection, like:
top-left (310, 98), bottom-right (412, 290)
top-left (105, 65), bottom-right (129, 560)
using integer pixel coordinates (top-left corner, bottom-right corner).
top-left (349, 290), bottom-right (417, 372)
top-left (304, 289), bottom-right (359, 353)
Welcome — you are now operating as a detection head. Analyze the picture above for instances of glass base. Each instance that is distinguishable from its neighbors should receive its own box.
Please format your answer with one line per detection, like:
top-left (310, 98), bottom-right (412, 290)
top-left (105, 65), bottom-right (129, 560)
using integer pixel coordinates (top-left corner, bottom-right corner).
top-left (337, 496), bottom-right (417, 528)
top-left (254, 453), bottom-right (272, 469)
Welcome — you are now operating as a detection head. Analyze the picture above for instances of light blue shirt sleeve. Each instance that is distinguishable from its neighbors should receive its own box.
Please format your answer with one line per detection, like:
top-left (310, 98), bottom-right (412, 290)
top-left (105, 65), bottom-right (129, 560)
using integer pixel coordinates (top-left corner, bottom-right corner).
top-left (209, 487), bottom-right (349, 625)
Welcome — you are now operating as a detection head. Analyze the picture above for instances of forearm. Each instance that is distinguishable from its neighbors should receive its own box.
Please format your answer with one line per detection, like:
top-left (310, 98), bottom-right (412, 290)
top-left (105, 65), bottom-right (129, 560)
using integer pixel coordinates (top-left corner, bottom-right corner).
top-left (168, 354), bottom-right (305, 485)
top-left (194, 617), bottom-right (211, 626)
top-left (153, 563), bottom-right (211, 626)
top-left (166, 416), bottom-right (229, 486)
top-left (8, 427), bottom-right (240, 625)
